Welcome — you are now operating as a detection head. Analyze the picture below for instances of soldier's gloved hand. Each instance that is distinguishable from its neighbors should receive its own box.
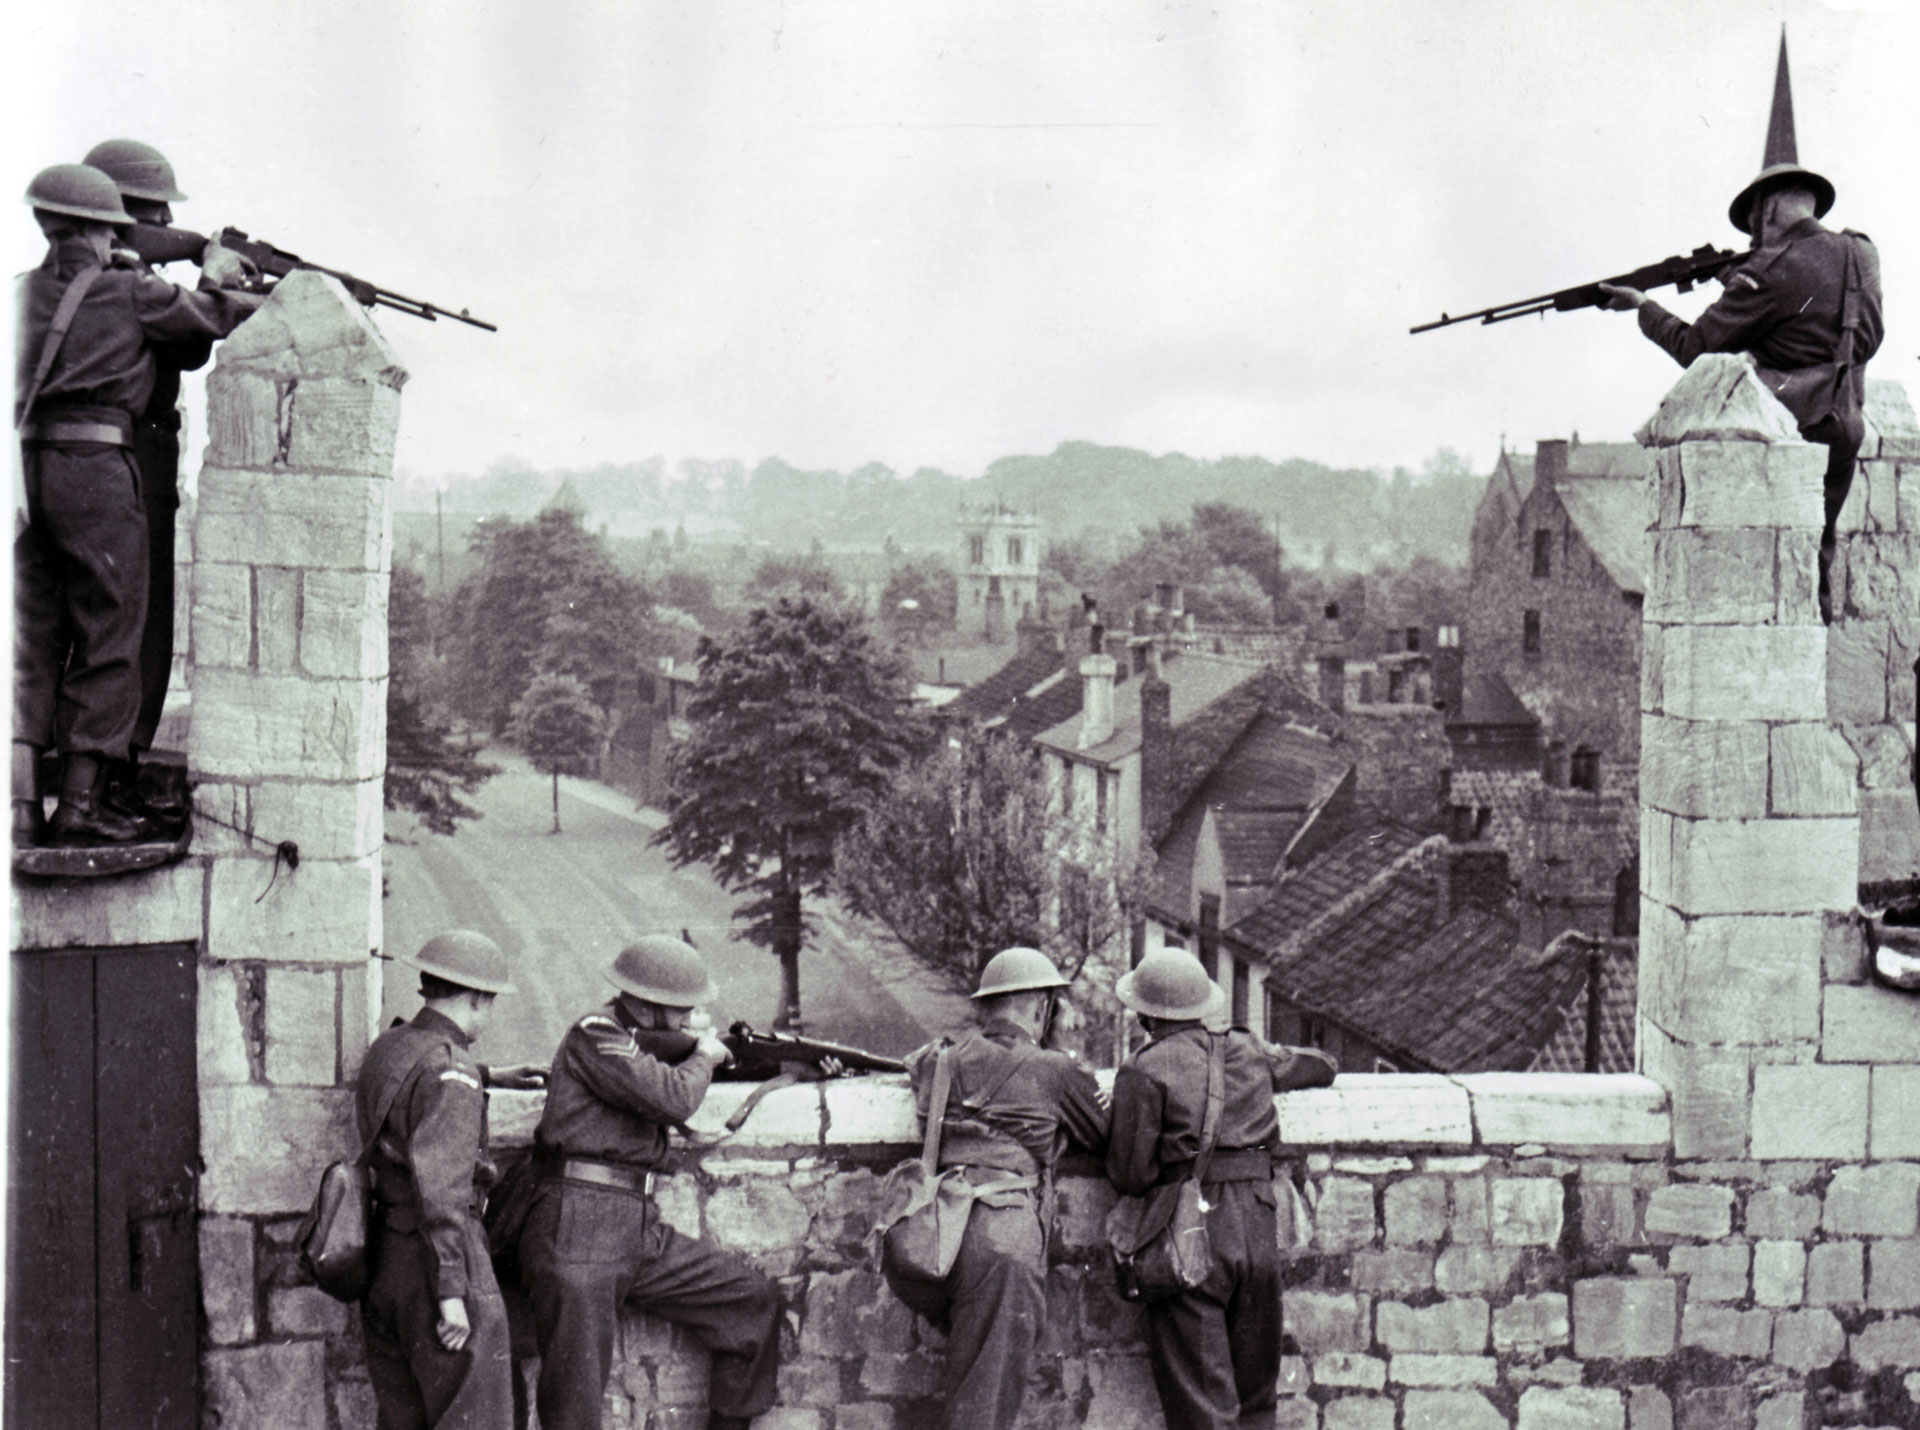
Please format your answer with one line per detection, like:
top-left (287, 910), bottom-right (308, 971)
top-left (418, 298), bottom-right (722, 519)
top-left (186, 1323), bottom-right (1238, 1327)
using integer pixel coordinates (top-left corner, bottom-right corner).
top-left (695, 1031), bottom-right (734, 1068)
top-left (435, 1297), bottom-right (471, 1351)
top-left (1597, 283), bottom-right (1645, 312)
top-left (484, 1062), bottom-right (548, 1091)
top-left (200, 238), bottom-right (257, 290)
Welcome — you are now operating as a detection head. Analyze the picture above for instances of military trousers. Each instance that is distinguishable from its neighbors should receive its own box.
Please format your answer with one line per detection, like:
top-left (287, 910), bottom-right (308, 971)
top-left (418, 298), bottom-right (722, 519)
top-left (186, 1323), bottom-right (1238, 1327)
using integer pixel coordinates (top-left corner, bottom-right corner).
top-left (1143, 1179), bottom-right (1282, 1430)
top-left (13, 442), bottom-right (147, 760)
top-left (889, 1190), bottom-right (1047, 1430)
top-left (363, 1216), bottom-right (514, 1430)
top-left (129, 419), bottom-right (180, 754)
top-left (520, 1179), bottom-right (780, 1430)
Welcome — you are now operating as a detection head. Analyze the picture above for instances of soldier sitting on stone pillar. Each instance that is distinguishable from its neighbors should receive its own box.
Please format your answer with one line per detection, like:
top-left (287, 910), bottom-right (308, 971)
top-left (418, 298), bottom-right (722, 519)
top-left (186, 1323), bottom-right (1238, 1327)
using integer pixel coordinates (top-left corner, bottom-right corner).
top-left (13, 163), bottom-right (261, 848)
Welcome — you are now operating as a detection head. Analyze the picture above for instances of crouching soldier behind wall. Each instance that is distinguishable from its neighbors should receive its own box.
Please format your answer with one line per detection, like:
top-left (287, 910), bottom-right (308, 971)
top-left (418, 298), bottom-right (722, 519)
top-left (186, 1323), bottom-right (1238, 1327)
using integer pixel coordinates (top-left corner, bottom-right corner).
top-left (888, 946), bottom-right (1110, 1430)
top-left (358, 931), bottom-right (521, 1430)
top-left (1108, 948), bottom-right (1338, 1430)
top-left (519, 935), bottom-right (780, 1430)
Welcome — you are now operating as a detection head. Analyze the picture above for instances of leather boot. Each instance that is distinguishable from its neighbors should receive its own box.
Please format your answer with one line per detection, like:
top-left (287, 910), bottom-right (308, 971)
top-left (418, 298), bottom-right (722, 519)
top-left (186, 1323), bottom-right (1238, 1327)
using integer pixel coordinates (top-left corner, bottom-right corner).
top-left (11, 741), bottom-right (46, 847)
top-left (49, 754), bottom-right (144, 846)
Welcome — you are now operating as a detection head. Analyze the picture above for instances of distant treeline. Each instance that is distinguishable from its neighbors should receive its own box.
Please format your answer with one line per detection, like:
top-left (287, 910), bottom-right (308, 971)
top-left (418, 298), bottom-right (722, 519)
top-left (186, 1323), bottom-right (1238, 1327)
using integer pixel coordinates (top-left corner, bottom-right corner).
top-left (411, 441), bottom-right (1484, 570)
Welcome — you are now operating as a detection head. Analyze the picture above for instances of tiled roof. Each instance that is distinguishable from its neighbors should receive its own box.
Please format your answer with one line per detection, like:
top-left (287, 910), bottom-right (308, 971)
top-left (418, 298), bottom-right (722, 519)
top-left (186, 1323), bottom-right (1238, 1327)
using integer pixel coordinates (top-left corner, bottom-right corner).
top-left (1215, 809), bottom-right (1311, 883)
top-left (1448, 671), bottom-right (1538, 730)
top-left (1555, 473), bottom-right (1649, 595)
top-left (1158, 668), bottom-right (1338, 833)
top-left (1530, 936), bottom-right (1637, 1074)
top-left (1034, 652), bottom-right (1268, 764)
top-left (1230, 818), bottom-right (1429, 946)
top-left (940, 646), bottom-right (1065, 722)
top-left (1565, 441), bottom-right (1652, 479)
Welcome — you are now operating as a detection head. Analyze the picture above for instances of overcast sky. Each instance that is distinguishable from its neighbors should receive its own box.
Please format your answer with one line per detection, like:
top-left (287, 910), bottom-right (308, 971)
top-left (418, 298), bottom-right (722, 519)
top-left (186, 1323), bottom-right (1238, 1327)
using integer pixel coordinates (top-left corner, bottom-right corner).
top-left (10, 0), bottom-right (1917, 493)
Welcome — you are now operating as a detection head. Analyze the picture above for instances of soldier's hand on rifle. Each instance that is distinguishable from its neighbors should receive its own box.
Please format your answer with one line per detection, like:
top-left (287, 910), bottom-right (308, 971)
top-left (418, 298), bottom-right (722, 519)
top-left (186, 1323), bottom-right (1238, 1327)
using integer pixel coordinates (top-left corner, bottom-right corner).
top-left (695, 1031), bottom-right (734, 1068)
top-left (435, 1297), bottom-right (471, 1351)
top-left (1597, 283), bottom-right (1646, 311)
top-left (817, 1055), bottom-right (847, 1080)
top-left (200, 237), bottom-right (258, 290)
top-left (484, 1062), bottom-right (549, 1091)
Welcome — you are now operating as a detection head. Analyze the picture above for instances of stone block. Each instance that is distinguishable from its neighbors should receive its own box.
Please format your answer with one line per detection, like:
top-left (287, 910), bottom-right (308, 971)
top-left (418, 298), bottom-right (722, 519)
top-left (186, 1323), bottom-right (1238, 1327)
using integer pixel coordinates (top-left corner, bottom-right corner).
top-left (1638, 359), bottom-right (1802, 451)
top-left (192, 561), bottom-right (253, 670)
top-left (1827, 617), bottom-right (1892, 723)
top-left (1643, 621), bottom-right (1667, 715)
top-left (1491, 1179), bottom-right (1565, 1246)
top-left (253, 565), bottom-right (300, 673)
top-left (1461, 1074), bottom-right (1670, 1152)
top-left (1437, 1246), bottom-right (1521, 1295)
top-left (1393, 1355), bottom-right (1497, 1387)
top-left (1636, 1027), bottom-right (1749, 1160)
top-left (1770, 723), bottom-right (1860, 815)
top-left (1494, 1293), bottom-right (1571, 1352)
top-left (201, 1086), bottom-right (355, 1214)
top-left (1573, 1277), bottom-right (1678, 1358)
top-left (1452, 1176), bottom-right (1491, 1243)
top-left (1377, 1298), bottom-right (1489, 1354)
top-left (199, 962), bottom-right (258, 1087)
top-left (1825, 911), bottom-right (1870, 985)
top-left (1659, 625), bottom-right (1827, 723)
top-left (1669, 1244), bottom-right (1748, 1302)
top-left (776, 1357), bottom-right (840, 1406)
top-left (1844, 535), bottom-right (1920, 623)
top-left (1864, 378), bottom-right (1920, 458)
top-left (1750, 1064), bottom-right (1868, 1160)
top-left (1846, 722), bottom-right (1917, 792)
top-left (1870, 1239), bottom-right (1920, 1310)
top-left (1640, 906), bottom-right (1823, 1046)
top-left (752, 1412), bottom-right (825, 1430)
top-left (1653, 813), bottom-right (1858, 917)
top-left (1861, 786), bottom-right (1920, 886)
top-left (1874, 1069), bottom-right (1920, 1160)
top-left (1743, 1187), bottom-right (1819, 1240)
top-left (1334, 1156), bottom-right (1415, 1174)
top-left (263, 967), bottom-right (338, 1085)
top-left (1313, 1353), bottom-right (1386, 1389)
top-left (1277, 1398), bottom-right (1320, 1430)
top-left (1053, 1175), bottom-right (1119, 1254)
top-left (1386, 1176), bottom-right (1450, 1245)
top-left (692, 1081), bottom-right (822, 1146)
top-left (200, 1217), bottom-right (256, 1345)
top-left (1629, 1387), bottom-right (1673, 1430)
top-left (10, 857), bottom-right (206, 951)
top-left (1084, 1354), bottom-right (1165, 1430)
top-left (797, 1270), bottom-right (916, 1358)
top-left (1351, 1249), bottom-right (1435, 1294)
top-left (1850, 1315), bottom-right (1920, 1370)
top-left (858, 1351), bottom-right (939, 1398)
top-left (201, 777), bottom-right (385, 863)
top-left (1325, 1397), bottom-right (1397, 1430)
top-left (1752, 1241), bottom-right (1805, 1308)
top-left (706, 1181), bottom-right (811, 1257)
top-left (1675, 1387), bottom-right (1749, 1430)
top-left (1642, 717), bottom-right (1768, 819)
top-left (191, 669), bottom-right (386, 783)
top-left (1518, 1387), bottom-right (1625, 1430)
top-left (204, 1342), bottom-right (329, 1430)
top-left (1279, 1075), bottom-right (1474, 1146)
top-left (1644, 1184), bottom-right (1734, 1241)
top-left (1762, 1308), bottom-right (1842, 1376)
top-left (1403, 1391), bottom-right (1511, 1430)
top-left (1645, 528), bottom-right (1781, 625)
top-left (1681, 1304), bottom-right (1772, 1358)
top-left (1577, 1182), bottom-right (1639, 1252)
top-left (1283, 1291), bottom-right (1372, 1354)
top-left (206, 853), bottom-right (380, 967)
top-left (298, 569), bottom-right (387, 681)
top-left (1806, 1241), bottom-right (1864, 1306)
top-left (332, 1376), bottom-right (378, 1430)
top-left (1822, 1162), bottom-right (1920, 1235)
top-left (214, 267), bottom-right (407, 381)
top-left (1829, 978), bottom-right (1920, 1066)
top-left (1314, 1177), bottom-right (1379, 1253)
top-left (819, 1079), bottom-right (914, 1143)
top-left (269, 1284), bottom-right (348, 1336)
top-left (197, 466), bottom-right (392, 571)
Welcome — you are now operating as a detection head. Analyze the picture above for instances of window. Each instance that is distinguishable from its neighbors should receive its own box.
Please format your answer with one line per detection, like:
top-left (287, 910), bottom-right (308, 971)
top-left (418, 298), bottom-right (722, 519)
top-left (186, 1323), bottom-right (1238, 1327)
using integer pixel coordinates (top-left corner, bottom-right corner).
top-left (1198, 895), bottom-right (1221, 977)
top-left (1301, 1015), bottom-right (1327, 1050)
top-left (1533, 528), bottom-right (1552, 578)
top-left (1095, 769), bottom-right (1109, 836)
top-left (1006, 537), bottom-right (1023, 565)
top-left (1570, 748), bottom-right (1601, 792)
top-left (1231, 959), bottom-right (1250, 1027)
top-left (1060, 758), bottom-right (1075, 816)
top-left (1523, 609), bottom-right (1542, 655)
top-left (969, 534), bottom-right (985, 565)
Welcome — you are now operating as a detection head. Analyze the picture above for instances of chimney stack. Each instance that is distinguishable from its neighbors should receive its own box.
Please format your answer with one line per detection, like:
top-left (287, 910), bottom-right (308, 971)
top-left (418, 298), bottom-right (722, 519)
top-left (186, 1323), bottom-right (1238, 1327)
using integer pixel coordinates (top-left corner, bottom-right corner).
top-left (1016, 605), bottom-right (1059, 658)
top-left (1079, 621), bottom-right (1117, 748)
top-left (1316, 602), bottom-right (1347, 713)
top-left (1436, 844), bottom-right (1511, 928)
top-left (1432, 625), bottom-right (1464, 718)
top-left (1141, 643), bottom-right (1172, 839)
top-left (1535, 438), bottom-right (1569, 488)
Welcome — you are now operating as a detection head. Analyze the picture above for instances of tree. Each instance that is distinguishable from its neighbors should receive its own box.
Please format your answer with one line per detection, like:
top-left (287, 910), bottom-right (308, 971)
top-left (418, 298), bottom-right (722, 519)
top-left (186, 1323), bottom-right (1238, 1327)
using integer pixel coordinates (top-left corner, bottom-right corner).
top-left (880, 557), bottom-right (958, 643)
top-left (655, 597), bottom-right (930, 1029)
top-left (386, 565), bottom-right (497, 835)
top-left (506, 672), bottom-right (606, 834)
top-left (837, 731), bottom-right (1151, 992)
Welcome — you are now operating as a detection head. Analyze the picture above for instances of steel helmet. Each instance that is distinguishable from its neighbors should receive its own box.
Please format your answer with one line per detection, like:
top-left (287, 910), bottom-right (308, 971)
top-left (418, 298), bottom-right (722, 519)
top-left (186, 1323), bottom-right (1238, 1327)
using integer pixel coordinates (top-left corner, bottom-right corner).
top-left (408, 929), bottom-right (517, 995)
top-left (971, 946), bottom-right (1070, 1000)
top-left (607, 935), bottom-right (717, 1008)
top-left (24, 165), bottom-right (132, 225)
top-left (83, 138), bottom-right (187, 203)
top-left (1114, 948), bottom-right (1226, 1022)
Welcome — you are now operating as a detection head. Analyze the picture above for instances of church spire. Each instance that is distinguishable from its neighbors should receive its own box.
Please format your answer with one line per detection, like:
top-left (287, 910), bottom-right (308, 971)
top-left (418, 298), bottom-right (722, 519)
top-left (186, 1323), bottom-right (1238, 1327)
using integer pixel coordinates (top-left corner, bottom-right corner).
top-left (1761, 27), bottom-right (1797, 169)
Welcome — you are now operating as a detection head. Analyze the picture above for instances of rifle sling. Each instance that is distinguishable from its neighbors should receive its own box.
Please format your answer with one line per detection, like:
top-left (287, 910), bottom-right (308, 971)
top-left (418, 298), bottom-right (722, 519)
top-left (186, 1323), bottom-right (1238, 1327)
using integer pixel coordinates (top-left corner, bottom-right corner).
top-left (16, 263), bottom-right (103, 431)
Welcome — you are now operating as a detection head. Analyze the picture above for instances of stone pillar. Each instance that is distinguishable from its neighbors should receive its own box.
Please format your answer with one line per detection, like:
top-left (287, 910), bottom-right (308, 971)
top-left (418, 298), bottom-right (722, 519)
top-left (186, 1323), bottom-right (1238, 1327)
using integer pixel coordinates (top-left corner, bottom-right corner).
top-left (187, 270), bottom-right (405, 1426)
top-left (1637, 354), bottom-right (1858, 1159)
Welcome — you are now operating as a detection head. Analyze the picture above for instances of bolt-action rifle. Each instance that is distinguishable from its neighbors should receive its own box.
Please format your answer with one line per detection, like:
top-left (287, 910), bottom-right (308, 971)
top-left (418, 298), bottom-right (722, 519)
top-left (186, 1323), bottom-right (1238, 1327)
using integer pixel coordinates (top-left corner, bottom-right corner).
top-left (1410, 243), bottom-right (1745, 335)
top-left (124, 222), bottom-right (496, 332)
top-left (632, 1020), bottom-right (907, 1135)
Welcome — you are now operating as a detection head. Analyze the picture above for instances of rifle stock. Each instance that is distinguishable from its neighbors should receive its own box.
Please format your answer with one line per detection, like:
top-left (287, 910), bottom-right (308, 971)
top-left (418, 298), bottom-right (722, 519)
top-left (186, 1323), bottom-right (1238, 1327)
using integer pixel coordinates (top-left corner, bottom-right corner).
top-left (122, 221), bottom-right (496, 332)
top-left (1411, 243), bottom-right (1744, 335)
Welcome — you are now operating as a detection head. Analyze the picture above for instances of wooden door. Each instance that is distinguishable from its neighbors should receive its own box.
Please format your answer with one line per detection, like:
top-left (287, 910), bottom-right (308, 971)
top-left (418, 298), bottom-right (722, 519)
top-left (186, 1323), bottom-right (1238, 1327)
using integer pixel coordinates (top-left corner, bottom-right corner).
top-left (7, 943), bottom-right (199, 1429)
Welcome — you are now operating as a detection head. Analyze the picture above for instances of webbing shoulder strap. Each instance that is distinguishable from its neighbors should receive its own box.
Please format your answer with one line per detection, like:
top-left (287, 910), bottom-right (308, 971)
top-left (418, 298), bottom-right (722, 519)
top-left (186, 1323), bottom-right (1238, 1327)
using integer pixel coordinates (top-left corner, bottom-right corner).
top-left (1188, 1032), bottom-right (1227, 1187)
top-left (920, 1044), bottom-right (955, 1174)
top-left (15, 263), bottom-right (102, 431)
top-left (357, 1037), bottom-right (448, 1167)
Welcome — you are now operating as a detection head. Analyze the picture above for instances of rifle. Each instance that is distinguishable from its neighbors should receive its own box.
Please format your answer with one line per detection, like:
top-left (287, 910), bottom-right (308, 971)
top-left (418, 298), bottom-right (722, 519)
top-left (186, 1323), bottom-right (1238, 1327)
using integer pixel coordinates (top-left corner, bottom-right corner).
top-left (631, 1020), bottom-right (906, 1135)
top-left (1410, 244), bottom-right (1745, 335)
top-left (124, 222), bottom-right (496, 332)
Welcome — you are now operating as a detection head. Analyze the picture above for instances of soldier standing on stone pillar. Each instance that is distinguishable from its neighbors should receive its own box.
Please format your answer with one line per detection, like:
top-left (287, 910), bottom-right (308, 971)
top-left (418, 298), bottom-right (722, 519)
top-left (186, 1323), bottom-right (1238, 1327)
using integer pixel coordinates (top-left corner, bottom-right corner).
top-left (13, 164), bottom-right (261, 847)
top-left (1599, 34), bottom-right (1884, 624)
top-left (81, 138), bottom-right (247, 823)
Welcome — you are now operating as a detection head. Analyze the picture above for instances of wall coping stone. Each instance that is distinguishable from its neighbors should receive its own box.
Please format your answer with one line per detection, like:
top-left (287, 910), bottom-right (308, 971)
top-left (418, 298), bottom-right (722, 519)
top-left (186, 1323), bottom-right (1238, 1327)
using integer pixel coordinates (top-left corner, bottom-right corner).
top-left (489, 1072), bottom-right (1671, 1156)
